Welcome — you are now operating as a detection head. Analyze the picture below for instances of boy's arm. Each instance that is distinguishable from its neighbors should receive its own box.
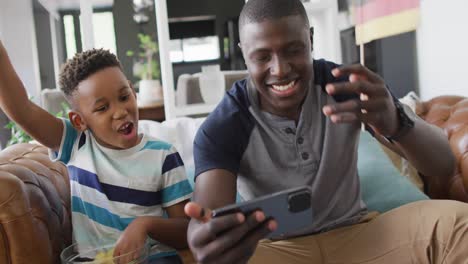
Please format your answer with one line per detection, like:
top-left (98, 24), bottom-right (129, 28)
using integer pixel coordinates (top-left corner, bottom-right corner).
top-left (148, 200), bottom-right (189, 249)
top-left (114, 199), bottom-right (189, 258)
top-left (0, 41), bottom-right (63, 150)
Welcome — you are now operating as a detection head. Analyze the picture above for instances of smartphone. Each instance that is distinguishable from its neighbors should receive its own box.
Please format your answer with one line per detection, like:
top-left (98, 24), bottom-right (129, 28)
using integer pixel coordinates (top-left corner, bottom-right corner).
top-left (211, 186), bottom-right (313, 239)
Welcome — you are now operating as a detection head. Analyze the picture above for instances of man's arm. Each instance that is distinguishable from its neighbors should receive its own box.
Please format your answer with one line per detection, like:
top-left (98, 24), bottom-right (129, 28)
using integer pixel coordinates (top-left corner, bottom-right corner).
top-left (193, 169), bottom-right (238, 208)
top-left (323, 64), bottom-right (455, 180)
top-left (0, 40), bottom-right (63, 150)
top-left (185, 169), bottom-right (275, 264)
top-left (374, 116), bottom-right (455, 179)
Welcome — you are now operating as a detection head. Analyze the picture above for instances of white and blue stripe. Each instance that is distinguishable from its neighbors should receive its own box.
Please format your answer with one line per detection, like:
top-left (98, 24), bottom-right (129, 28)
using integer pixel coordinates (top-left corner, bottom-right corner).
top-left (51, 119), bottom-right (192, 258)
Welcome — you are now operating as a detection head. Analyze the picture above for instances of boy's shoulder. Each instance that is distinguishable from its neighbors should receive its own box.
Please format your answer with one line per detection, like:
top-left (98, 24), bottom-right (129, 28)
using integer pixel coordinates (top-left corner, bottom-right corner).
top-left (139, 133), bottom-right (176, 153)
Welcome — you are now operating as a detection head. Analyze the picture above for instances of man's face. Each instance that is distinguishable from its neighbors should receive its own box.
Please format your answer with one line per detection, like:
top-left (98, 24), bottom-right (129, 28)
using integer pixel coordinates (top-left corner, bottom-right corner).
top-left (240, 15), bottom-right (313, 119)
top-left (72, 67), bottom-right (140, 149)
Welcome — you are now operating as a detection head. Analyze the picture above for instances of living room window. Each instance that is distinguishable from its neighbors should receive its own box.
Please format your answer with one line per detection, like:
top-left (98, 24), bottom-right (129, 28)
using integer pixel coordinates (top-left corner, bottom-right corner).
top-left (169, 36), bottom-right (220, 63)
top-left (61, 10), bottom-right (117, 59)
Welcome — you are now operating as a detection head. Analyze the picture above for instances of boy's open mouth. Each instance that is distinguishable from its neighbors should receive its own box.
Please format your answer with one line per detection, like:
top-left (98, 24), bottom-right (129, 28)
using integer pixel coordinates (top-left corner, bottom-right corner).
top-left (117, 122), bottom-right (134, 135)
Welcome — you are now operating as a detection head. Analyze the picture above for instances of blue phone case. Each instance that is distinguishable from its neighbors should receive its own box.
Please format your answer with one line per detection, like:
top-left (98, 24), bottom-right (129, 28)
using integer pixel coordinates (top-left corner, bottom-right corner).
top-left (212, 186), bottom-right (313, 239)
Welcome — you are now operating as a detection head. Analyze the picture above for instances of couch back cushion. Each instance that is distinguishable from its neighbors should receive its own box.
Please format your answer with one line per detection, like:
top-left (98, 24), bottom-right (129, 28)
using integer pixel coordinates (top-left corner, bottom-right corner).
top-left (357, 132), bottom-right (428, 212)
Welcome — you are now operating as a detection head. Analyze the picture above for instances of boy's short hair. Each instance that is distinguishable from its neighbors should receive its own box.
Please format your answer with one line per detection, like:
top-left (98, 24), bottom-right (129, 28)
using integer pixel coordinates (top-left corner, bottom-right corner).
top-left (239, 0), bottom-right (309, 35)
top-left (59, 49), bottom-right (122, 98)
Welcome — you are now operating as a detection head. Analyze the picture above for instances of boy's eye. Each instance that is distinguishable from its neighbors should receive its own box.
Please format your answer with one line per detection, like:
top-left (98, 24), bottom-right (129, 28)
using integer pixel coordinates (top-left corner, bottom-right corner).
top-left (120, 94), bottom-right (130, 101)
top-left (95, 105), bottom-right (108, 112)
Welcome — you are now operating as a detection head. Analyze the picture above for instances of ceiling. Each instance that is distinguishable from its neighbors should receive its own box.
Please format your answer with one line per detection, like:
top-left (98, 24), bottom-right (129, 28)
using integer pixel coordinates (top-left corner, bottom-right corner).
top-left (37, 0), bottom-right (114, 13)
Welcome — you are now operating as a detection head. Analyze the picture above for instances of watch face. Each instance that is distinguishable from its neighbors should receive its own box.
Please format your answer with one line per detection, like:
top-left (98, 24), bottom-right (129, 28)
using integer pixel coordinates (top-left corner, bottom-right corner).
top-left (398, 102), bottom-right (416, 126)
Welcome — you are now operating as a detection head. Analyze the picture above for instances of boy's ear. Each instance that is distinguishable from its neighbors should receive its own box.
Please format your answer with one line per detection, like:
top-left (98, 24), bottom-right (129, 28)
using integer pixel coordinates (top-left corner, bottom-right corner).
top-left (68, 111), bottom-right (87, 131)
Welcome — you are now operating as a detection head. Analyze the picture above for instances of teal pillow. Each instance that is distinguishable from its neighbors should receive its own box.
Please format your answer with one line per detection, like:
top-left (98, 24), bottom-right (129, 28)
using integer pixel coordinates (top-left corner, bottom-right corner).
top-left (358, 132), bottom-right (428, 213)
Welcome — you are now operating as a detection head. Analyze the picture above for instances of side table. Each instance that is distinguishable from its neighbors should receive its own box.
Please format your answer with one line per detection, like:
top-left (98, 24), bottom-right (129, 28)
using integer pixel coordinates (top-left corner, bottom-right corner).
top-left (138, 102), bottom-right (165, 122)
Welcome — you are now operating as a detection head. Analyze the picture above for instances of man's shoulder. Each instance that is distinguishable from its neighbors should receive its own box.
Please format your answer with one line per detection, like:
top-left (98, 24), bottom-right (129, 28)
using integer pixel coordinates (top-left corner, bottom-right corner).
top-left (194, 79), bottom-right (256, 150)
top-left (313, 59), bottom-right (347, 86)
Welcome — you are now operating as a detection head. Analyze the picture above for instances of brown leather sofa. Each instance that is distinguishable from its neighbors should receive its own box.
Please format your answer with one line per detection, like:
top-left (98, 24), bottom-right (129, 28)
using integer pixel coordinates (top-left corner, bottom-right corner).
top-left (418, 95), bottom-right (468, 202)
top-left (0, 95), bottom-right (466, 264)
top-left (0, 144), bottom-right (71, 264)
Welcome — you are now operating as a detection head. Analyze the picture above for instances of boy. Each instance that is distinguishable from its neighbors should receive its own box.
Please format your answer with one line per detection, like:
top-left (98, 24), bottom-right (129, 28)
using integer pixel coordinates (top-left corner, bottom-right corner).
top-left (0, 41), bottom-right (192, 262)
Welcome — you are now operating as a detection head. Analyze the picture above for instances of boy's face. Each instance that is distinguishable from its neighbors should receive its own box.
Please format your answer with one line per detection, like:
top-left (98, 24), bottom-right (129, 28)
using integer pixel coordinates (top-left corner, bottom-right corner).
top-left (240, 15), bottom-right (313, 119)
top-left (71, 66), bottom-right (140, 149)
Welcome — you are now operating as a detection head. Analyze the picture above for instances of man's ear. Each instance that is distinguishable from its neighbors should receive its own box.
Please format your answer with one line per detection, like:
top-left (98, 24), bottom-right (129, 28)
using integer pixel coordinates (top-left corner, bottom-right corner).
top-left (69, 111), bottom-right (87, 131)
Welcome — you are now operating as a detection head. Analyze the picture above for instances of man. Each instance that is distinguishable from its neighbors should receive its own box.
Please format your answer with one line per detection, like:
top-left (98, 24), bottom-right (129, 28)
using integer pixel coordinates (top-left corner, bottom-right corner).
top-left (184, 0), bottom-right (468, 263)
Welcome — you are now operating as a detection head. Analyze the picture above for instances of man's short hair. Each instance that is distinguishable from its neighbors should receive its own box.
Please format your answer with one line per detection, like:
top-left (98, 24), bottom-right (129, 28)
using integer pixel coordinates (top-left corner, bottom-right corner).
top-left (59, 49), bottom-right (122, 98)
top-left (239, 0), bottom-right (310, 35)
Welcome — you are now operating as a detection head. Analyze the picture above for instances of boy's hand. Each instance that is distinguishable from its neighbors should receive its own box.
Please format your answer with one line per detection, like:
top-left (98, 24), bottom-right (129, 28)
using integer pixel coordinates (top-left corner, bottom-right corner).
top-left (113, 217), bottom-right (148, 263)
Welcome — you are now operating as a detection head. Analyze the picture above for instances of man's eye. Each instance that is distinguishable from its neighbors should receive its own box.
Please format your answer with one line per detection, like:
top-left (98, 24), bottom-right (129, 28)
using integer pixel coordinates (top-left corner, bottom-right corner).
top-left (287, 46), bottom-right (304, 55)
top-left (253, 55), bottom-right (270, 63)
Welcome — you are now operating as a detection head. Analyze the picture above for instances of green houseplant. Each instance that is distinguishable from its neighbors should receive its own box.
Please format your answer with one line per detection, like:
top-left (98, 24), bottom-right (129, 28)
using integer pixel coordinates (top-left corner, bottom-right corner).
top-left (126, 34), bottom-right (163, 104)
top-left (5, 101), bottom-right (70, 146)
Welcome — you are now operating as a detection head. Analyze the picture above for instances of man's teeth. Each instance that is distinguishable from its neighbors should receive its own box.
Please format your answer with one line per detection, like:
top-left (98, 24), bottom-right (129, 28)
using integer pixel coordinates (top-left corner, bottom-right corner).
top-left (272, 81), bottom-right (295, 91)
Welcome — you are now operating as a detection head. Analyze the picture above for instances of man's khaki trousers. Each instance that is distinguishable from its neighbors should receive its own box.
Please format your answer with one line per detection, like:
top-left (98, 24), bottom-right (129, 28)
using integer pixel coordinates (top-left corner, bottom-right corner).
top-left (251, 200), bottom-right (468, 263)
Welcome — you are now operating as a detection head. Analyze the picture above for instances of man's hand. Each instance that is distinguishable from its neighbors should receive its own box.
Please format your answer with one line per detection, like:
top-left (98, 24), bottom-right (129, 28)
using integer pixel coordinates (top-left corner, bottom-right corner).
top-left (185, 202), bottom-right (277, 264)
top-left (113, 217), bottom-right (149, 263)
top-left (322, 64), bottom-right (399, 137)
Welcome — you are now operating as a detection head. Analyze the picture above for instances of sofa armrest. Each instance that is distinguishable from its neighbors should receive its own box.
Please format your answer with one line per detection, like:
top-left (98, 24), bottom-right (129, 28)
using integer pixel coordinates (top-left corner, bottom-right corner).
top-left (0, 144), bottom-right (71, 264)
top-left (420, 96), bottom-right (468, 201)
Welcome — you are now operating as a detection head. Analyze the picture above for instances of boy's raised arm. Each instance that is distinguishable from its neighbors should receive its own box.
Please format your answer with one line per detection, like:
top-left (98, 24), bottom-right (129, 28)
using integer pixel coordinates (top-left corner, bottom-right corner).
top-left (0, 40), bottom-right (63, 150)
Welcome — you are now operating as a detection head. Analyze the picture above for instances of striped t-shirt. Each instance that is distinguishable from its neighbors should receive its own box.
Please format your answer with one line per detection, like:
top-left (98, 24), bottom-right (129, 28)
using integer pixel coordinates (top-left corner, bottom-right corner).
top-left (50, 119), bottom-right (193, 258)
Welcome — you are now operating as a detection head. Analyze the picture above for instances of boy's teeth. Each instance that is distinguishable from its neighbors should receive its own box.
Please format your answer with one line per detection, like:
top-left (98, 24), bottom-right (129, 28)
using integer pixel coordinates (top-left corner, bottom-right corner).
top-left (119, 123), bottom-right (130, 131)
top-left (272, 81), bottom-right (295, 91)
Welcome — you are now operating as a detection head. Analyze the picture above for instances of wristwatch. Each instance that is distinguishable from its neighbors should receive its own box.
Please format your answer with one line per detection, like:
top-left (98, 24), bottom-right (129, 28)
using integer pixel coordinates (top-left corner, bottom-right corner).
top-left (384, 99), bottom-right (415, 142)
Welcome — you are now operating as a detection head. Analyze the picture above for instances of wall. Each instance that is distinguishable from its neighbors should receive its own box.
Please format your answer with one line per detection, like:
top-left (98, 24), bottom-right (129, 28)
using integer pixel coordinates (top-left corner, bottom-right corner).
top-left (113, 0), bottom-right (158, 85)
top-left (34, 0), bottom-right (56, 90)
top-left (417, 0), bottom-right (468, 100)
top-left (54, 17), bottom-right (65, 69)
top-left (305, 1), bottom-right (341, 63)
top-left (0, 0), bottom-right (41, 101)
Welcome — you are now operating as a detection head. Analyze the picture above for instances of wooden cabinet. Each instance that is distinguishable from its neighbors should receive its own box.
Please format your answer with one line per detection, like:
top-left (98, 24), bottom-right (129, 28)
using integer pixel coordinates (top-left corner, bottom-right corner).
top-left (138, 103), bottom-right (165, 122)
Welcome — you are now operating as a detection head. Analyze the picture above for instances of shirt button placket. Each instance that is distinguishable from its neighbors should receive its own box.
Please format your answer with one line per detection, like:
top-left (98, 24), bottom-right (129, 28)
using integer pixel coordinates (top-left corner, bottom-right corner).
top-left (297, 137), bottom-right (304, 145)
